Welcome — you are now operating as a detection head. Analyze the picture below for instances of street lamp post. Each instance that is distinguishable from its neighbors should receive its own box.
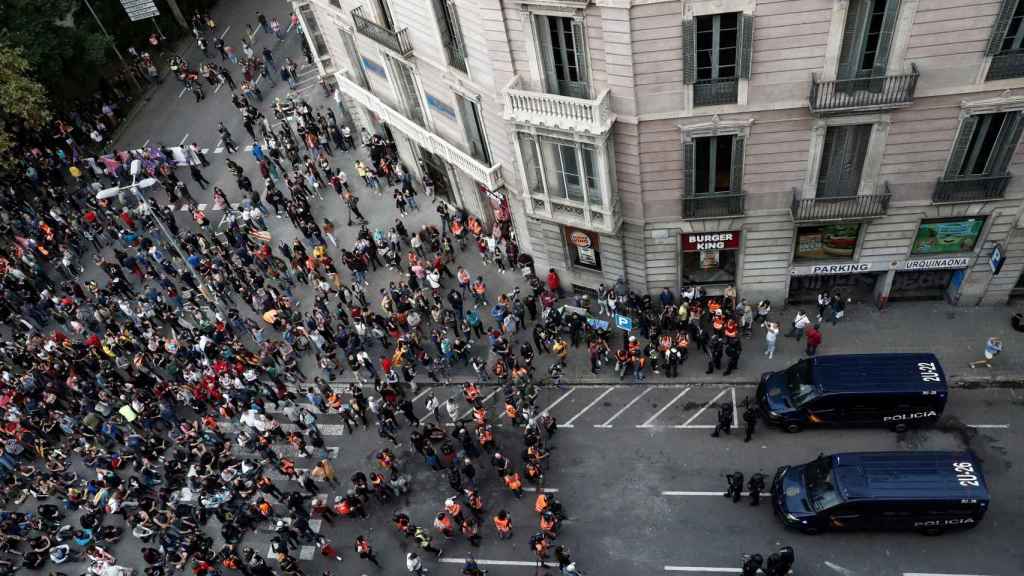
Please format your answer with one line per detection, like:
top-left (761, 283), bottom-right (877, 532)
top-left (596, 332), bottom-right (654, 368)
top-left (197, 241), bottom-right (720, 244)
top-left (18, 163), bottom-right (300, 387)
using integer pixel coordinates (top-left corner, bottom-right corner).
top-left (97, 160), bottom-right (225, 316)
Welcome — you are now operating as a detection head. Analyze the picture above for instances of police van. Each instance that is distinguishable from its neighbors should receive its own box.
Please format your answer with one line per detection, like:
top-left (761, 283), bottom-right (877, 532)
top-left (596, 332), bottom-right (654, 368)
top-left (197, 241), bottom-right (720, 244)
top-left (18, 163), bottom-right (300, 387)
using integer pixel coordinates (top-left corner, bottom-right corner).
top-left (756, 353), bottom-right (947, 433)
top-left (771, 451), bottom-right (989, 535)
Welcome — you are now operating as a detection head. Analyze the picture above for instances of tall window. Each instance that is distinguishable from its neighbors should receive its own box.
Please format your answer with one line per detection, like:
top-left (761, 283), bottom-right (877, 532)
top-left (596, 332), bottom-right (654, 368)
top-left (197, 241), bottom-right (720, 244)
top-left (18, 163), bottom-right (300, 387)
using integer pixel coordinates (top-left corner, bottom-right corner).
top-left (816, 124), bottom-right (872, 198)
top-left (457, 94), bottom-right (490, 165)
top-left (946, 112), bottom-right (1023, 178)
top-left (374, 0), bottom-right (395, 30)
top-left (696, 14), bottom-right (738, 84)
top-left (339, 28), bottom-right (369, 89)
top-left (837, 0), bottom-right (899, 81)
top-left (694, 135), bottom-right (734, 194)
top-left (391, 57), bottom-right (425, 127)
top-left (434, 0), bottom-right (468, 73)
top-left (988, 0), bottom-right (1024, 80)
top-left (535, 15), bottom-right (589, 99)
top-left (684, 13), bottom-right (752, 106)
top-left (299, 4), bottom-right (329, 59)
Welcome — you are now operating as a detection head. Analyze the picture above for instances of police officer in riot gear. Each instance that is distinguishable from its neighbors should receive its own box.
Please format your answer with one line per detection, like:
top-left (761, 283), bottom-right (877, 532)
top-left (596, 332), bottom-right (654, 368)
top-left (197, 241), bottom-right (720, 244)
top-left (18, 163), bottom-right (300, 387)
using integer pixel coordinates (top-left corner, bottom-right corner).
top-left (724, 471), bottom-right (744, 503)
top-left (747, 473), bottom-right (766, 506)
top-left (765, 546), bottom-right (795, 576)
top-left (743, 403), bottom-right (758, 443)
top-left (711, 402), bottom-right (733, 438)
top-left (741, 553), bottom-right (763, 576)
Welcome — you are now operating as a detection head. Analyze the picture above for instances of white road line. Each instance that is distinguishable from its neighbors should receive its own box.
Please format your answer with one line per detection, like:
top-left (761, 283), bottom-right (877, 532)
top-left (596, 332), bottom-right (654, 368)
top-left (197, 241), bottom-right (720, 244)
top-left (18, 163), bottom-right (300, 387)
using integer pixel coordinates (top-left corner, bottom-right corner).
top-left (541, 388), bottom-right (576, 414)
top-left (219, 25), bottom-right (231, 39)
top-left (677, 388), bottom-right (731, 429)
top-left (178, 86), bottom-right (188, 98)
top-left (286, 22), bottom-right (295, 33)
top-left (563, 386), bottom-right (616, 427)
top-left (214, 146), bottom-right (225, 154)
top-left (412, 387), bottom-right (431, 402)
top-left (214, 81), bottom-right (225, 94)
top-left (662, 491), bottom-right (742, 496)
top-left (179, 133), bottom-right (189, 146)
top-left (905, 569), bottom-right (991, 573)
top-left (201, 148), bottom-right (209, 154)
top-left (269, 545), bottom-right (317, 561)
top-left (638, 388), bottom-right (691, 428)
top-left (142, 139), bottom-right (150, 148)
top-left (459, 389), bottom-right (499, 419)
top-left (196, 203), bottom-right (208, 210)
top-left (824, 561), bottom-right (858, 576)
top-left (596, 388), bottom-right (652, 428)
top-left (664, 568), bottom-right (740, 574)
top-left (522, 487), bottom-right (558, 493)
top-left (731, 387), bottom-right (739, 429)
top-left (440, 558), bottom-right (538, 567)
top-left (967, 424), bottom-right (1010, 429)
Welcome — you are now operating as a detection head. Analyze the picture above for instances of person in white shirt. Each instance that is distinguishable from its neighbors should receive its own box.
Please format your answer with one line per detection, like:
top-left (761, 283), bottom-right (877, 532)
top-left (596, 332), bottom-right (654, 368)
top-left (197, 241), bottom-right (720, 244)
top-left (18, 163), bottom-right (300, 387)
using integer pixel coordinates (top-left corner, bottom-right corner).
top-left (787, 310), bottom-right (810, 341)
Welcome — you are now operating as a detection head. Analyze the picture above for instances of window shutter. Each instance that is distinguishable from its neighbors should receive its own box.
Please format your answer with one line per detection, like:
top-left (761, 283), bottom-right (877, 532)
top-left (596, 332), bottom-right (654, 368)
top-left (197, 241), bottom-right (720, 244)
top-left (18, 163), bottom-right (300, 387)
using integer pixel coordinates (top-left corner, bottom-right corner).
top-left (434, 0), bottom-right (453, 44)
top-left (730, 136), bottom-right (745, 193)
top-left (571, 18), bottom-right (590, 98)
top-left (987, 0), bottom-right (1018, 55)
top-left (535, 16), bottom-right (558, 94)
top-left (738, 14), bottom-right (754, 79)
top-left (945, 115), bottom-right (980, 178)
top-left (836, 2), bottom-right (862, 81)
top-left (682, 19), bottom-right (696, 84)
top-left (871, 0), bottom-right (901, 77)
top-left (448, 2), bottom-right (467, 60)
top-left (991, 111), bottom-right (1024, 175)
top-left (682, 141), bottom-right (695, 200)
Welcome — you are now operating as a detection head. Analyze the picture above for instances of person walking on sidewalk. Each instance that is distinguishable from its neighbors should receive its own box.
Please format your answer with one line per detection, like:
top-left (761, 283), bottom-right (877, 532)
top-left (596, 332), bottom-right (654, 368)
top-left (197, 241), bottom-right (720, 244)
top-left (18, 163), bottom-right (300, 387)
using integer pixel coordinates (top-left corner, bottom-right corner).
top-left (830, 291), bottom-right (846, 324)
top-left (786, 310), bottom-right (810, 340)
top-left (970, 336), bottom-right (1003, 368)
top-left (189, 163), bottom-right (211, 189)
top-left (355, 535), bottom-right (381, 566)
top-left (805, 324), bottom-right (822, 356)
top-left (816, 292), bottom-right (831, 323)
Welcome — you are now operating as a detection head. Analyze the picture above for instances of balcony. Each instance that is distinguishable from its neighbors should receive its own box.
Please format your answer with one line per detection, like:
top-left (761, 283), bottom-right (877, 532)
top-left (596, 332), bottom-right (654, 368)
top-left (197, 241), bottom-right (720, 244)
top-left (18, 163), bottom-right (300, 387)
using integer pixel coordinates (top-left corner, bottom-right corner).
top-left (683, 191), bottom-right (745, 219)
top-left (693, 78), bottom-right (739, 107)
top-left (503, 75), bottom-right (615, 135)
top-left (334, 73), bottom-right (503, 191)
top-left (791, 186), bottom-right (892, 222)
top-left (444, 41), bottom-right (467, 74)
top-left (987, 50), bottom-right (1024, 81)
top-left (932, 174), bottom-right (1010, 204)
top-left (351, 7), bottom-right (413, 57)
top-left (809, 64), bottom-right (919, 115)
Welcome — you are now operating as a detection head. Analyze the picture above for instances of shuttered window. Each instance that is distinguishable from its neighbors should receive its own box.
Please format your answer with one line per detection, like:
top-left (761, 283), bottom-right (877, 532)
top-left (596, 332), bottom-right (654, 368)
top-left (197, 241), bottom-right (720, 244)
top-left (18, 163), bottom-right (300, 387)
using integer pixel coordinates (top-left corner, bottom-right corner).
top-left (434, 0), bottom-right (468, 73)
top-left (837, 0), bottom-right (900, 82)
top-left (987, 0), bottom-right (1024, 80)
top-left (536, 15), bottom-right (590, 99)
top-left (816, 124), bottom-right (873, 198)
top-left (683, 135), bottom-right (745, 196)
top-left (685, 13), bottom-right (752, 106)
top-left (946, 112), bottom-right (1024, 178)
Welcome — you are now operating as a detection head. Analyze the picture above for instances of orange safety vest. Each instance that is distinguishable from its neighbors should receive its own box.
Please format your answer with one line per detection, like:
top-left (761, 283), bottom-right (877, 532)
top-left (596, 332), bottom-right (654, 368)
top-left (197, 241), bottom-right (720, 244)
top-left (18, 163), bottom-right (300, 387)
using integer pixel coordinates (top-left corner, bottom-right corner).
top-left (505, 473), bottom-right (522, 491)
top-left (356, 540), bottom-right (370, 554)
top-left (534, 494), bottom-right (549, 513)
top-left (435, 515), bottom-right (453, 531)
top-left (258, 501), bottom-right (272, 516)
top-left (540, 515), bottom-right (556, 532)
top-left (336, 500), bottom-right (351, 515)
top-left (464, 384), bottom-right (479, 401)
top-left (494, 515), bottom-right (511, 532)
top-left (473, 407), bottom-right (487, 425)
top-left (505, 403), bottom-right (518, 419)
top-left (479, 429), bottom-right (494, 444)
top-left (446, 502), bottom-right (462, 518)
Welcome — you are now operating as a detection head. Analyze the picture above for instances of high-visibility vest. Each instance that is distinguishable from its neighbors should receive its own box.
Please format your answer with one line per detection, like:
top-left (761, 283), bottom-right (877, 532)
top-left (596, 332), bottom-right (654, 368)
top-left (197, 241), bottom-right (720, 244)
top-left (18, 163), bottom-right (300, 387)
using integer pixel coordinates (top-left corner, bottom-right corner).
top-left (493, 516), bottom-right (511, 532)
top-left (356, 540), bottom-right (370, 554)
top-left (465, 384), bottom-right (479, 401)
top-left (505, 403), bottom-right (518, 419)
top-left (446, 502), bottom-right (462, 518)
top-left (534, 494), bottom-right (549, 513)
top-left (473, 407), bottom-right (487, 424)
top-left (540, 516), bottom-right (556, 531)
top-left (505, 473), bottom-right (522, 490)
top-left (434, 515), bottom-right (453, 531)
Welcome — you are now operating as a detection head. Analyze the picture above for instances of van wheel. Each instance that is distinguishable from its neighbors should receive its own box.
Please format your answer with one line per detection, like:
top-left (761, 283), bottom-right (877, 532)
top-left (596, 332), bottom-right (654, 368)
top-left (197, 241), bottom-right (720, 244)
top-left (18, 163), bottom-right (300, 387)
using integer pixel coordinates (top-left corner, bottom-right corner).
top-left (891, 423), bottom-right (908, 433)
top-left (785, 423), bottom-right (802, 433)
top-left (800, 526), bottom-right (821, 535)
top-left (921, 527), bottom-right (944, 536)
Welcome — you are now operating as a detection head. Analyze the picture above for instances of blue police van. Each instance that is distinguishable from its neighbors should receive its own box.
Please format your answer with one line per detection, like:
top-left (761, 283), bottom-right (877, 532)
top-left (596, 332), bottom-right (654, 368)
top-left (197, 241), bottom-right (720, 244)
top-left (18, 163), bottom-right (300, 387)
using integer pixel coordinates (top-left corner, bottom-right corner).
top-left (757, 353), bottom-right (947, 433)
top-left (772, 451), bottom-right (989, 535)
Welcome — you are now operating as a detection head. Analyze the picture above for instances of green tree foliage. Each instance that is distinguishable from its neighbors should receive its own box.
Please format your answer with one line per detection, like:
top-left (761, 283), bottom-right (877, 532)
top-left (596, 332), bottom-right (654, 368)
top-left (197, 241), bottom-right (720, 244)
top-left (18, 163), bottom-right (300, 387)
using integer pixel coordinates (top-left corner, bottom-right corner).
top-left (0, 43), bottom-right (51, 168)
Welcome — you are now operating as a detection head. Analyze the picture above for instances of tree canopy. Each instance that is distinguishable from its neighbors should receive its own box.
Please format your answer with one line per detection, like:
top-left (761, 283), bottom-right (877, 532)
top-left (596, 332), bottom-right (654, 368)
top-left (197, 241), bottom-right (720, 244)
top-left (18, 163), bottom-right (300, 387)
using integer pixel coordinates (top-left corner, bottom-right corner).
top-left (0, 44), bottom-right (51, 170)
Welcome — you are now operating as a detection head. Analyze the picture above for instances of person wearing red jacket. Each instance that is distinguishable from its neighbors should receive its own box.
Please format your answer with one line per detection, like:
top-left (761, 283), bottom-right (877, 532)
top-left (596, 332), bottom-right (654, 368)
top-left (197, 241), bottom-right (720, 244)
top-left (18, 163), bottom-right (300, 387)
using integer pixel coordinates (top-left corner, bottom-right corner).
top-left (546, 268), bottom-right (563, 298)
top-left (805, 324), bottom-right (822, 357)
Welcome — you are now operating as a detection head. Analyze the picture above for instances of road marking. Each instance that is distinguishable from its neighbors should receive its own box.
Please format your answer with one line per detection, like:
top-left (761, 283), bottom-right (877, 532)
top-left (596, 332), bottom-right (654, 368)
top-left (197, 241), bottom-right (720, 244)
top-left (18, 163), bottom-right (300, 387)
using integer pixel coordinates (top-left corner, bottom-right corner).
top-left (412, 387), bottom-right (431, 402)
top-left (903, 572), bottom-right (1000, 576)
top-left (201, 148), bottom-right (209, 154)
top-left (522, 486), bottom-right (558, 493)
top-left (214, 146), bottom-right (224, 154)
top-left (440, 558), bottom-right (538, 567)
top-left (541, 388), bottom-right (576, 414)
top-left (286, 22), bottom-right (295, 33)
top-left (214, 81), bottom-right (225, 93)
top-left (967, 424), bottom-right (1010, 429)
top-left (142, 138), bottom-right (150, 147)
top-left (245, 144), bottom-right (254, 151)
top-left (677, 388), bottom-right (731, 429)
top-left (179, 133), bottom-right (189, 146)
top-left (269, 545), bottom-right (317, 561)
top-left (824, 561), bottom-right (858, 576)
top-left (664, 568), bottom-right (740, 573)
top-left (563, 386), bottom-right (616, 427)
top-left (178, 86), bottom-right (188, 98)
top-left (662, 491), bottom-right (739, 496)
top-left (196, 203), bottom-right (208, 210)
top-left (731, 387), bottom-right (739, 428)
top-left (638, 387), bottom-right (691, 428)
top-left (219, 25), bottom-right (231, 39)
top-left (595, 388), bottom-right (652, 428)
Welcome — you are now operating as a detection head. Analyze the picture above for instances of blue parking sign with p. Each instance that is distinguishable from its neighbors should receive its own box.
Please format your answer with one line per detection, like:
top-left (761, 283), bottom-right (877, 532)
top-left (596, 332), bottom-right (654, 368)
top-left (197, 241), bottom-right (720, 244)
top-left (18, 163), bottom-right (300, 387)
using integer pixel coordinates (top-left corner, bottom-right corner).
top-left (614, 314), bottom-right (632, 331)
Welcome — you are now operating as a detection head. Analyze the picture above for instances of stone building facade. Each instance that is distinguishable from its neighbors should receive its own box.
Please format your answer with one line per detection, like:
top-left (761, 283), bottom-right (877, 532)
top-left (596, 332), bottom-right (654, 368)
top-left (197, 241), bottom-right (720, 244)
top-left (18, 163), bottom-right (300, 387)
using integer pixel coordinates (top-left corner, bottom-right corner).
top-left (297, 0), bottom-right (1024, 306)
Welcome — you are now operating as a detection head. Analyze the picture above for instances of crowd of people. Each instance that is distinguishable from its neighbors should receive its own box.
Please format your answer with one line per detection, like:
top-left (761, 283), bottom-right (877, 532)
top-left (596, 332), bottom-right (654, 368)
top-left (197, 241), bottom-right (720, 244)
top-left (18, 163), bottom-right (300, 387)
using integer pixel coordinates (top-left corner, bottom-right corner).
top-left (0, 5), bottom-right (817, 576)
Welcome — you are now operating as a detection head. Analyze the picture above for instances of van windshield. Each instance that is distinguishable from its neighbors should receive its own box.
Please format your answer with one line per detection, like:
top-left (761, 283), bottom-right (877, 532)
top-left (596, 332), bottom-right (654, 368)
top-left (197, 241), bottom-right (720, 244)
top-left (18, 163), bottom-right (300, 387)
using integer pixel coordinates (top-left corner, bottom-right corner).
top-left (785, 362), bottom-right (817, 406)
top-left (804, 457), bottom-right (843, 512)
